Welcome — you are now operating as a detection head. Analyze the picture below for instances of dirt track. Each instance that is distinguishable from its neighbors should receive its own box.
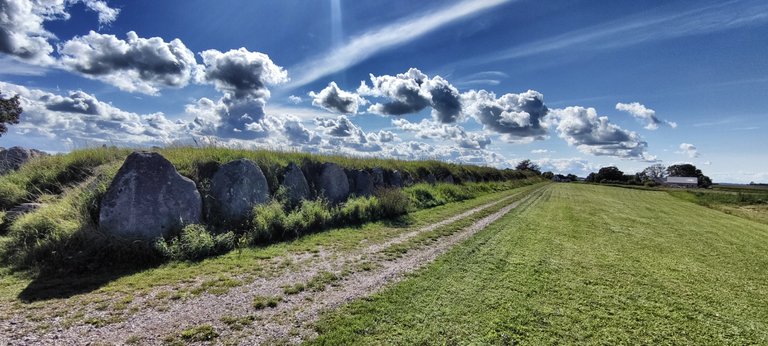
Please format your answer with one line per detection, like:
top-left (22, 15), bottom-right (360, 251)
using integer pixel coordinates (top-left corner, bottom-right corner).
top-left (2, 186), bottom-right (545, 345)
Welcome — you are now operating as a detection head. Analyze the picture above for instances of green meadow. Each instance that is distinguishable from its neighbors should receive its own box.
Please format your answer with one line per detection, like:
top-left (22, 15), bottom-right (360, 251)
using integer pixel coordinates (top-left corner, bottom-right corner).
top-left (311, 184), bottom-right (768, 345)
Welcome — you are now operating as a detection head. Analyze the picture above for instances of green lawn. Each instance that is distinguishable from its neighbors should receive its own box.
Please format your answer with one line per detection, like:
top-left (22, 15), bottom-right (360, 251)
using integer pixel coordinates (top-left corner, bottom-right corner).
top-left (311, 184), bottom-right (768, 345)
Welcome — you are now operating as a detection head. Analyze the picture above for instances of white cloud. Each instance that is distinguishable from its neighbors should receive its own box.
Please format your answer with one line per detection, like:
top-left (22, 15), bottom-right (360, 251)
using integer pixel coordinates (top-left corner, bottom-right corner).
top-left (359, 68), bottom-right (462, 123)
top-left (677, 142), bottom-right (700, 158)
top-left (59, 31), bottom-right (199, 95)
top-left (551, 106), bottom-right (656, 161)
top-left (284, 0), bottom-right (511, 89)
top-left (531, 149), bottom-right (550, 154)
top-left (192, 48), bottom-right (289, 138)
top-left (0, 81), bottom-right (184, 144)
top-left (0, 0), bottom-right (121, 64)
top-left (288, 95), bottom-right (303, 104)
top-left (461, 89), bottom-right (549, 143)
top-left (615, 102), bottom-right (676, 130)
top-left (535, 157), bottom-right (596, 176)
top-left (78, 0), bottom-right (120, 26)
top-left (392, 118), bottom-right (490, 149)
top-left (309, 81), bottom-right (366, 114)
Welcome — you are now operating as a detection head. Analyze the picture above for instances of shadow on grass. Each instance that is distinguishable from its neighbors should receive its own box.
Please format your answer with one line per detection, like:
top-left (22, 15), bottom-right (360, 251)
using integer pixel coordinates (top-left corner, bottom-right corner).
top-left (13, 213), bottom-right (416, 303)
top-left (17, 266), bottom-right (148, 302)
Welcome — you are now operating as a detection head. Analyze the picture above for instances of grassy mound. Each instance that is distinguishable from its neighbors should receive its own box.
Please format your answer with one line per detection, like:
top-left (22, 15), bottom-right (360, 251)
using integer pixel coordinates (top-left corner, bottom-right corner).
top-left (0, 147), bottom-right (539, 273)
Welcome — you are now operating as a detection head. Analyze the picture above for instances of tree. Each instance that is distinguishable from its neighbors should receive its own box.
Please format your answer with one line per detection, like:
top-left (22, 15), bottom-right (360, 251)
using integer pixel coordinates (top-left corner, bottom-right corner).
top-left (566, 174), bottom-right (578, 182)
top-left (667, 164), bottom-right (712, 188)
top-left (595, 166), bottom-right (624, 183)
top-left (0, 93), bottom-right (22, 137)
top-left (542, 171), bottom-right (554, 179)
top-left (639, 164), bottom-right (667, 183)
top-left (515, 159), bottom-right (541, 175)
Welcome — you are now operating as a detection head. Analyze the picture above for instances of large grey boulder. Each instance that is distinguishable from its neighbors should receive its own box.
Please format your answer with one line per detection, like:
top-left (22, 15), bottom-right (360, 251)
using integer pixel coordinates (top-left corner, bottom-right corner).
top-left (349, 169), bottom-right (374, 197)
top-left (0, 147), bottom-right (46, 175)
top-left (313, 163), bottom-right (349, 204)
top-left (210, 159), bottom-right (269, 223)
top-left (99, 152), bottom-right (202, 240)
top-left (387, 170), bottom-right (404, 188)
top-left (371, 168), bottom-right (386, 188)
top-left (282, 163), bottom-right (311, 206)
top-left (425, 173), bottom-right (437, 185)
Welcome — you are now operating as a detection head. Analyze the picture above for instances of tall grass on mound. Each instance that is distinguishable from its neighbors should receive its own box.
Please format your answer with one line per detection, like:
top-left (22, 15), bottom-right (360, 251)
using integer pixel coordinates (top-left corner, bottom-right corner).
top-left (245, 188), bottom-right (409, 244)
top-left (0, 147), bottom-right (130, 209)
top-left (0, 164), bottom-right (166, 272)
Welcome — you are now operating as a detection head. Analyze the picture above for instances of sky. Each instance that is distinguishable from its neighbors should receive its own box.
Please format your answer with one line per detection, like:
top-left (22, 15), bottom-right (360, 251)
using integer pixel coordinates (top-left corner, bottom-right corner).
top-left (0, 0), bottom-right (766, 183)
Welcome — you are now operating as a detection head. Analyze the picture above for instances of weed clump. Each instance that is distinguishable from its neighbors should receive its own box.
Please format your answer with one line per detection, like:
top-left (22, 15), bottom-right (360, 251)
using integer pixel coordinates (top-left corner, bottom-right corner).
top-left (252, 295), bottom-right (281, 310)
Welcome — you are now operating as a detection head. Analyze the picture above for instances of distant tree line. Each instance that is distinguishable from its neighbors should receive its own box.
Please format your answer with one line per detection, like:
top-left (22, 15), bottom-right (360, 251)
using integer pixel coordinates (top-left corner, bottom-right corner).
top-left (585, 163), bottom-right (712, 188)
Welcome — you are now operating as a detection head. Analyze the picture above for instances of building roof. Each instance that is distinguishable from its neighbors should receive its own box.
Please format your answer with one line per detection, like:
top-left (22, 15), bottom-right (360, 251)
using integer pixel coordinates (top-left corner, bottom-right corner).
top-left (667, 176), bottom-right (698, 184)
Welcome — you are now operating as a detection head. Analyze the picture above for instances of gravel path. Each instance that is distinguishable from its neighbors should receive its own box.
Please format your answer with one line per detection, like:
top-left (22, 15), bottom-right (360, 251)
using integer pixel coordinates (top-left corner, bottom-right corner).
top-left (2, 186), bottom-right (544, 345)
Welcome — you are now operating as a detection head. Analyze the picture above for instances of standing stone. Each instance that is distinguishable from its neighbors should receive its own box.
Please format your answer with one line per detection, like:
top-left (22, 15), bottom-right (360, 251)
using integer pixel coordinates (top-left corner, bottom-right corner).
top-left (386, 170), bottom-right (404, 188)
top-left (0, 147), bottom-right (46, 175)
top-left (403, 173), bottom-right (415, 187)
top-left (371, 168), bottom-right (386, 188)
top-left (282, 162), bottom-right (310, 206)
top-left (425, 173), bottom-right (437, 185)
top-left (99, 152), bottom-right (201, 240)
top-left (314, 163), bottom-right (349, 204)
top-left (210, 159), bottom-right (269, 223)
top-left (349, 169), bottom-right (374, 196)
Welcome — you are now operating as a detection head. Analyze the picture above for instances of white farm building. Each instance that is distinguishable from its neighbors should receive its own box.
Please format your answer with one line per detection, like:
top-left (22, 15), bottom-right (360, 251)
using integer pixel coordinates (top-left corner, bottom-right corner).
top-left (666, 176), bottom-right (698, 187)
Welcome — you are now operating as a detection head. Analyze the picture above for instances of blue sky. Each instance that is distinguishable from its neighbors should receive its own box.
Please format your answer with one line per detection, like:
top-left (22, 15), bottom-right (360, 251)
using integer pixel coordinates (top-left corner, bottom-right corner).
top-left (1, 0), bottom-right (766, 183)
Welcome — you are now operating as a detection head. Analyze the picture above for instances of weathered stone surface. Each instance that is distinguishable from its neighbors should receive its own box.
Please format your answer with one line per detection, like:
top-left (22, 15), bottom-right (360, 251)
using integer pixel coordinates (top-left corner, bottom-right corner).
top-left (210, 159), bottom-right (269, 223)
top-left (371, 167), bottom-right (386, 188)
top-left (425, 173), bottom-right (437, 185)
top-left (4, 203), bottom-right (42, 224)
top-left (386, 170), bottom-right (404, 188)
top-left (282, 162), bottom-right (310, 206)
top-left (403, 173), bottom-right (416, 187)
top-left (348, 169), bottom-right (374, 196)
top-left (99, 152), bottom-right (201, 240)
top-left (0, 147), bottom-right (46, 175)
top-left (312, 163), bottom-right (349, 204)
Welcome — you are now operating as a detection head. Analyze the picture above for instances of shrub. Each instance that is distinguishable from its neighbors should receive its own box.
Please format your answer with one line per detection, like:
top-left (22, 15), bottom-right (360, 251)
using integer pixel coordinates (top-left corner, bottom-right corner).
top-left (155, 225), bottom-right (236, 261)
top-left (284, 199), bottom-right (332, 236)
top-left (376, 188), bottom-right (410, 218)
top-left (337, 196), bottom-right (379, 225)
top-left (179, 324), bottom-right (219, 342)
top-left (250, 201), bottom-right (288, 241)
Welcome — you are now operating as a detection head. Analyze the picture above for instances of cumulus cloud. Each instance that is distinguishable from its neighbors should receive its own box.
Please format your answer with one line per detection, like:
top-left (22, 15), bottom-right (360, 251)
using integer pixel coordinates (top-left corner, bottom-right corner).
top-left (392, 118), bottom-right (491, 149)
top-left (0, 0), bottom-right (121, 64)
top-left (551, 106), bottom-right (656, 161)
top-left (677, 143), bottom-right (700, 158)
top-left (461, 89), bottom-right (549, 143)
top-left (58, 31), bottom-right (199, 95)
top-left (309, 82), bottom-right (366, 114)
top-left (315, 115), bottom-right (396, 152)
top-left (358, 68), bottom-right (462, 123)
top-left (0, 81), bottom-right (185, 143)
top-left (288, 95), bottom-right (302, 104)
top-left (615, 102), bottom-right (677, 130)
top-left (79, 0), bottom-right (120, 26)
top-left (192, 48), bottom-right (288, 139)
top-left (0, 0), bottom-right (66, 63)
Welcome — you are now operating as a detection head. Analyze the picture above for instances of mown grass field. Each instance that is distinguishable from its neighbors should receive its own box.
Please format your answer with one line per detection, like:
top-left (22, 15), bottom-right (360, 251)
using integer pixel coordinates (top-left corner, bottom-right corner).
top-left (311, 184), bottom-right (768, 345)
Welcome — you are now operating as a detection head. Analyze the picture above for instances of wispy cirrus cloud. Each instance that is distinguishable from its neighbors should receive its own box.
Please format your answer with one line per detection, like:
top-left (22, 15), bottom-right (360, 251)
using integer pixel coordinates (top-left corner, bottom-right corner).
top-left (283, 0), bottom-right (512, 90)
top-left (466, 0), bottom-right (768, 66)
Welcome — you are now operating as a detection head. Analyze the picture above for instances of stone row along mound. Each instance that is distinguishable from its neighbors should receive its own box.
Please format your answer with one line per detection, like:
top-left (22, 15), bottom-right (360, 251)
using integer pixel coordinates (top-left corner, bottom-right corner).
top-left (98, 151), bottom-right (458, 240)
top-left (0, 146), bottom-right (47, 175)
